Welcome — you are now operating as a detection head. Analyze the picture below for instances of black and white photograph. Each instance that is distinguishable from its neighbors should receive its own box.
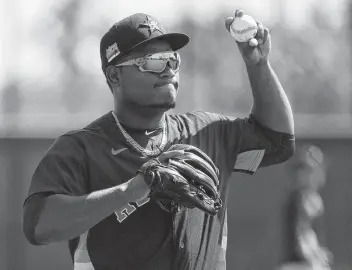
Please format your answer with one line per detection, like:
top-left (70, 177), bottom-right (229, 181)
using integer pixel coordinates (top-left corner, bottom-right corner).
top-left (0, 0), bottom-right (351, 269)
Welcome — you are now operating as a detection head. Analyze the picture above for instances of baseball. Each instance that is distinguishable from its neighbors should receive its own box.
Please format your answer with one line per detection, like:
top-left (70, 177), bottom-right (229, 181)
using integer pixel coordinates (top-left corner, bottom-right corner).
top-left (230, 14), bottom-right (258, 42)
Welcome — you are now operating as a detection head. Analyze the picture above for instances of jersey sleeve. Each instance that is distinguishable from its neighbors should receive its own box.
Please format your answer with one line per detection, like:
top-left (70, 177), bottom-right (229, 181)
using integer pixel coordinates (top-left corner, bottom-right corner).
top-left (230, 114), bottom-right (276, 174)
top-left (233, 114), bottom-right (295, 173)
top-left (183, 111), bottom-right (293, 175)
top-left (24, 134), bottom-right (89, 205)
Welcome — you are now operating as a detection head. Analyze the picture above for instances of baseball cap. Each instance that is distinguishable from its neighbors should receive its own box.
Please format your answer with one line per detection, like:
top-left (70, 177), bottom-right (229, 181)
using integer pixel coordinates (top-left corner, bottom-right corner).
top-left (100, 13), bottom-right (190, 73)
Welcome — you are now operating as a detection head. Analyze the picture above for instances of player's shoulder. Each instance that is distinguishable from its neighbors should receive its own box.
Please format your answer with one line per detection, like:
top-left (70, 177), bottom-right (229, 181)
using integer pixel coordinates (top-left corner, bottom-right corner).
top-left (53, 112), bottom-right (113, 147)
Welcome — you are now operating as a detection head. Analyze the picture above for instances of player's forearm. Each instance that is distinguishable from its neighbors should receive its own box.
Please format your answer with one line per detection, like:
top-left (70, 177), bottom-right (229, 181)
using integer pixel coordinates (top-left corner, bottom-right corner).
top-left (247, 60), bottom-right (294, 134)
top-left (29, 174), bottom-right (149, 245)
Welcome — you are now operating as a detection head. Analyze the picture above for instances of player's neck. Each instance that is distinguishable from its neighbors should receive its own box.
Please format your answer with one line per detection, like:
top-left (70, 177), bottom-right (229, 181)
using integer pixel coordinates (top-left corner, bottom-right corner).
top-left (113, 103), bottom-right (167, 130)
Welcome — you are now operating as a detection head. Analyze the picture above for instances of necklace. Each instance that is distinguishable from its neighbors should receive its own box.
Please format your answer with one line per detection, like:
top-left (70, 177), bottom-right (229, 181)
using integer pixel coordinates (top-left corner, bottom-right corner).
top-left (111, 111), bottom-right (168, 156)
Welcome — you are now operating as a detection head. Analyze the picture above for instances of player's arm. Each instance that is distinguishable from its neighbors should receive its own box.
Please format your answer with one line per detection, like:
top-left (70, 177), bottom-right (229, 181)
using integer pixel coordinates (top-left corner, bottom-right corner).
top-left (241, 115), bottom-right (295, 169)
top-left (224, 11), bottom-right (294, 168)
top-left (179, 111), bottom-right (294, 175)
top-left (236, 41), bottom-right (295, 167)
top-left (23, 174), bottom-right (149, 245)
top-left (247, 61), bottom-right (294, 135)
top-left (227, 10), bottom-right (294, 136)
top-left (23, 135), bottom-right (183, 246)
top-left (223, 17), bottom-right (294, 172)
top-left (22, 135), bottom-right (153, 246)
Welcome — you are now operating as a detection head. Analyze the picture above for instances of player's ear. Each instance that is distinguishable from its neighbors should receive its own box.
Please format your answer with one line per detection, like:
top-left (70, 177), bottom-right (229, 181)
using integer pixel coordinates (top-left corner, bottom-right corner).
top-left (106, 66), bottom-right (121, 86)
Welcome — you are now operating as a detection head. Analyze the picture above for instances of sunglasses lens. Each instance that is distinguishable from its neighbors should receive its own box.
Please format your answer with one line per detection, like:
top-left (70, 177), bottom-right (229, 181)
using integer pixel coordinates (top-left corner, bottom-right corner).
top-left (142, 59), bottom-right (167, 72)
top-left (141, 52), bottom-right (180, 73)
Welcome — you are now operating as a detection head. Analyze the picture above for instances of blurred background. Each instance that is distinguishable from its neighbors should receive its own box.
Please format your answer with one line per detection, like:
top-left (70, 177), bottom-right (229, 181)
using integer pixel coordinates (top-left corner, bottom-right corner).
top-left (0, 0), bottom-right (351, 269)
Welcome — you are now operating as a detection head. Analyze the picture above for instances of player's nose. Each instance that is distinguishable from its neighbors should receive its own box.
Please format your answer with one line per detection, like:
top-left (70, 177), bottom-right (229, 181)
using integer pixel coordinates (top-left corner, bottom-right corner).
top-left (160, 63), bottom-right (176, 78)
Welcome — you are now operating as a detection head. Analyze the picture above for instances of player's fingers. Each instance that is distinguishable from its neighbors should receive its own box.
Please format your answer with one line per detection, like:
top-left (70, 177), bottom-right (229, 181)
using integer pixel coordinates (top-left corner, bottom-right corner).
top-left (262, 28), bottom-right (270, 45)
top-left (140, 150), bottom-right (186, 161)
top-left (235, 9), bottom-right (244, 18)
top-left (256, 21), bottom-right (264, 44)
top-left (158, 150), bottom-right (185, 160)
top-left (248, 38), bottom-right (258, 47)
top-left (236, 38), bottom-right (256, 51)
top-left (256, 21), bottom-right (264, 38)
top-left (225, 17), bottom-right (234, 32)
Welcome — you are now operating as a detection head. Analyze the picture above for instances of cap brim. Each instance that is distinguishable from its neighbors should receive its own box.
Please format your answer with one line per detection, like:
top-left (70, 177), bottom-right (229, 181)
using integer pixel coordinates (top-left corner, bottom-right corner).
top-left (114, 33), bottom-right (190, 63)
top-left (147, 33), bottom-right (190, 51)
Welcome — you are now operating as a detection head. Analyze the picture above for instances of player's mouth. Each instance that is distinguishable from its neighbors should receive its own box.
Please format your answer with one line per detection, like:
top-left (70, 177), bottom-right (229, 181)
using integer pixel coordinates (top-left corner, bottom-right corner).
top-left (154, 80), bottom-right (178, 89)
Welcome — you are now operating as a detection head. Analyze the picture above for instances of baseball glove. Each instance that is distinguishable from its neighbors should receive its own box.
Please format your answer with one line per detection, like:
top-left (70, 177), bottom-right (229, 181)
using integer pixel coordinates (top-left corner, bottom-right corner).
top-left (137, 144), bottom-right (223, 215)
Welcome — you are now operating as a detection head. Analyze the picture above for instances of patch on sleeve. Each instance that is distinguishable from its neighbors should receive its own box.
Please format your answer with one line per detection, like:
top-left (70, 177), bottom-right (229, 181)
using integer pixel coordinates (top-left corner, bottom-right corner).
top-left (233, 149), bottom-right (265, 174)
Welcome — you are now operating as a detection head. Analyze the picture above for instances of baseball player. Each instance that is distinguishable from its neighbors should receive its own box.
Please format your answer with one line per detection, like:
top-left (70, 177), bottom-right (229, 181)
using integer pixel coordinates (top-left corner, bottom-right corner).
top-left (278, 145), bottom-right (333, 270)
top-left (23, 10), bottom-right (295, 270)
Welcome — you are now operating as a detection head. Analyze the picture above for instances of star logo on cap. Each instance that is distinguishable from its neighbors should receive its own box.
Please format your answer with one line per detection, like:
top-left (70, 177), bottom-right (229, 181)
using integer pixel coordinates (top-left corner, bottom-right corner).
top-left (137, 15), bottom-right (162, 36)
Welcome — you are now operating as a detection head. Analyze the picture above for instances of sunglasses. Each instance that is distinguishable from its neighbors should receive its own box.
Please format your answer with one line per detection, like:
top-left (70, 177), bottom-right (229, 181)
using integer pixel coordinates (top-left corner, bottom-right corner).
top-left (115, 51), bottom-right (181, 73)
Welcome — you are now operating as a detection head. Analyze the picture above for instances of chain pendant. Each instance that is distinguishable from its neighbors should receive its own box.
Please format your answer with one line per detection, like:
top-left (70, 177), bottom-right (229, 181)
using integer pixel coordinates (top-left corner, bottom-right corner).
top-left (111, 111), bottom-right (167, 156)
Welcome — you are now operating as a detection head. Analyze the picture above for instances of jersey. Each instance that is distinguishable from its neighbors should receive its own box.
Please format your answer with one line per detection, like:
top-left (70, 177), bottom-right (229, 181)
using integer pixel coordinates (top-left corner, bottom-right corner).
top-left (24, 111), bottom-right (285, 270)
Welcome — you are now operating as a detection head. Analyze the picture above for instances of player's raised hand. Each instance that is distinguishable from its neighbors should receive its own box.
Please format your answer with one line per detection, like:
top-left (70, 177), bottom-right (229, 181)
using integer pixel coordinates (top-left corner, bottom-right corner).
top-left (225, 9), bottom-right (271, 66)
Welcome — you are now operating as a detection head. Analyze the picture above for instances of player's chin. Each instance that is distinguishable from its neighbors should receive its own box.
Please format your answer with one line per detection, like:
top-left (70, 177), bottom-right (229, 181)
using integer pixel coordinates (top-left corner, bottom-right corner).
top-left (157, 85), bottom-right (178, 99)
top-left (149, 94), bottom-right (177, 109)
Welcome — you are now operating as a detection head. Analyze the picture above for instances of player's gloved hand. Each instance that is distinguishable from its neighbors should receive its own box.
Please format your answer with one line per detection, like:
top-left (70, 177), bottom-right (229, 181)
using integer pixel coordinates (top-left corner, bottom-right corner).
top-left (137, 144), bottom-right (223, 215)
top-left (225, 9), bottom-right (271, 66)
